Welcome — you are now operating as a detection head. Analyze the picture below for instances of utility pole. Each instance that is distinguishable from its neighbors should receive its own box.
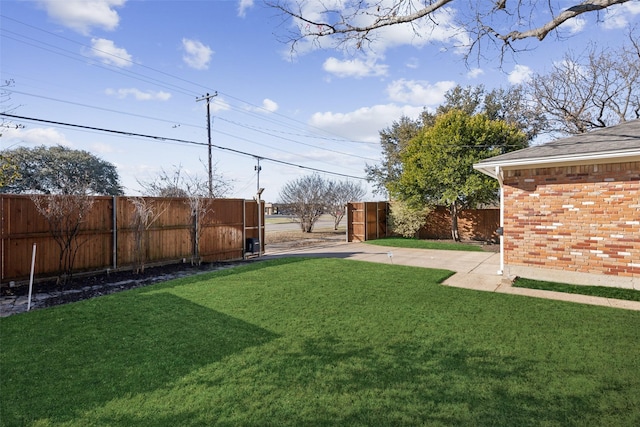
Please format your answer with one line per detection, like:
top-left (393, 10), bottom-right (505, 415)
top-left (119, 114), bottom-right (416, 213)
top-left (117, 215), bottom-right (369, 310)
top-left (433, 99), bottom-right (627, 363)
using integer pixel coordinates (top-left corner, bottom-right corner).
top-left (255, 157), bottom-right (262, 193)
top-left (196, 92), bottom-right (218, 197)
top-left (255, 157), bottom-right (263, 257)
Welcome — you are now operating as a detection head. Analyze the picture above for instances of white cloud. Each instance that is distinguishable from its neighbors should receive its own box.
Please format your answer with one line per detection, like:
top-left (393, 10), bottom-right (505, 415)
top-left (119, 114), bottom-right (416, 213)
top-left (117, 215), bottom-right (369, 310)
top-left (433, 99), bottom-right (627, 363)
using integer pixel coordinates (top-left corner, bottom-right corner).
top-left (603, 2), bottom-right (640, 29)
top-left (245, 98), bottom-right (279, 113)
top-left (508, 64), bottom-right (532, 84)
top-left (560, 17), bottom-right (586, 34)
top-left (209, 97), bottom-right (231, 113)
top-left (466, 68), bottom-right (484, 79)
top-left (90, 142), bottom-right (115, 154)
top-left (386, 79), bottom-right (456, 106)
top-left (2, 127), bottom-right (72, 147)
top-left (405, 57), bottom-right (419, 69)
top-left (238, 0), bottom-right (254, 17)
top-left (36, 0), bottom-right (126, 35)
top-left (323, 57), bottom-right (388, 78)
top-left (105, 88), bottom-right (171, 101)
top-left (182, 38), bottom-right (213, 70)
top-left (309, 103), bottom-right (425, 143)
top-left (261, 98), bottom-right (279, 113)
top-left (89, 38), bottom-right (132, 67)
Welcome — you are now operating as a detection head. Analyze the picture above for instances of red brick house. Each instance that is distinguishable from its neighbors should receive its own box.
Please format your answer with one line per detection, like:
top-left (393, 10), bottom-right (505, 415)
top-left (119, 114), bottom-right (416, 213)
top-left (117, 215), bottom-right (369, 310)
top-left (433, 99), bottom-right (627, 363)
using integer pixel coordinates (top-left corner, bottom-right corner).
top-left (474, 120), bottom-right (640, 289)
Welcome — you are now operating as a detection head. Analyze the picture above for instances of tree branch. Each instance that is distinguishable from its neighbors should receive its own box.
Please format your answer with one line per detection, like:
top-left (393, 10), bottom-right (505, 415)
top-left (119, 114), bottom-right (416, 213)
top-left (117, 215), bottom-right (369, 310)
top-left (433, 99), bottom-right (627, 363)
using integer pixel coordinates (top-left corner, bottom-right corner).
top-left (498, 0), bottom-right (629, 42)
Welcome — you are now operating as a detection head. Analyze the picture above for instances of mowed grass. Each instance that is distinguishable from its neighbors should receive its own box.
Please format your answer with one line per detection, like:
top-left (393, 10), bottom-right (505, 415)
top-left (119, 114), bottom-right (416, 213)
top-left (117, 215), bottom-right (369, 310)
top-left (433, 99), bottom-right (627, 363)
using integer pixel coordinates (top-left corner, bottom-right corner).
top-left (514, 277), bottom-right (640, 302)
top-left (366, 237), bottom-right (486, 251)
top-left (2, 258), bottom-right (639, 426)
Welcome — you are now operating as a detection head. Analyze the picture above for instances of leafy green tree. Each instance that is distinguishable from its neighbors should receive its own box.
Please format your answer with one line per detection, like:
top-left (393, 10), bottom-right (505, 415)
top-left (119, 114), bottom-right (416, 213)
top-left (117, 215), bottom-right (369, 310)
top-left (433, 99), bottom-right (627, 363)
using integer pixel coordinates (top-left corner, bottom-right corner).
top-left (366, 85), bottom-right (545, 199)
top-left (1, 145), bottom-right (123, 195)
top-left (0, 153), bottom-right (20, 187)
top-left (436, 84), bottom-right (547, 140)
top-left (365, 115), bottom-right (425, 196)
top-left (392, 110), bottom-right (527, 241)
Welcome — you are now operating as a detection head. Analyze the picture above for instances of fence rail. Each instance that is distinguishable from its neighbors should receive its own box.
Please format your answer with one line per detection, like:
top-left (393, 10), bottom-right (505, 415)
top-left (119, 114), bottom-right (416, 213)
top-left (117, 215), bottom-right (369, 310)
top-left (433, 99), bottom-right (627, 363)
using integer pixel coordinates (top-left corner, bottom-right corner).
top-left (1, 194), bottom-right (264, 284)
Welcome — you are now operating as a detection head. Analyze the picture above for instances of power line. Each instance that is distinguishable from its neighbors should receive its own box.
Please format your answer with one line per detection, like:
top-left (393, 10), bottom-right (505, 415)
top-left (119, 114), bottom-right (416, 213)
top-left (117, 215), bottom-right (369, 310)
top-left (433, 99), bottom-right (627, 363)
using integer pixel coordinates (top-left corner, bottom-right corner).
top-left (3, 88), bottom-right (372, 169)
top-left (5, 88), bottom-right (377, 170)
top-left (215, 116), bottom-right (378, 161)
top-left (2, 16), bottom-right (373, 145)
top-left (1, 113), bottom-right (368, 181)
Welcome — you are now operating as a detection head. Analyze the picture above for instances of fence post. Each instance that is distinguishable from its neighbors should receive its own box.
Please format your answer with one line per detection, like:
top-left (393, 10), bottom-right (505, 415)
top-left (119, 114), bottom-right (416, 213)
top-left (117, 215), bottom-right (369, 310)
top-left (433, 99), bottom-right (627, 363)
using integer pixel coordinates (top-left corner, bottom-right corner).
top-left (376, 202), bottom-right (379, 240)
top-left (242, 199), bottom-right (246, 259)
top-left (112, 195), bottom-right (117, 270)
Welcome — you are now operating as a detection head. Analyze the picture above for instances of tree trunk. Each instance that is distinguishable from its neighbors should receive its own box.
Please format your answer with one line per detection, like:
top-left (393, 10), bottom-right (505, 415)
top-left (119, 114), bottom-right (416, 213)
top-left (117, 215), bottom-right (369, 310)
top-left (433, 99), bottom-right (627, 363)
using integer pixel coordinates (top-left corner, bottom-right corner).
top-left (450, 203), bottom-right (460, 242)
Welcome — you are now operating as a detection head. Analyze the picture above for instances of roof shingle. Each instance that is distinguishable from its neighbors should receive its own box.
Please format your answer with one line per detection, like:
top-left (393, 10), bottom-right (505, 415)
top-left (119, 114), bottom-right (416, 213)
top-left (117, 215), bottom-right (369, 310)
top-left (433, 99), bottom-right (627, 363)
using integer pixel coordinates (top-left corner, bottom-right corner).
top-left (477, 119), bottom-right (640, 164)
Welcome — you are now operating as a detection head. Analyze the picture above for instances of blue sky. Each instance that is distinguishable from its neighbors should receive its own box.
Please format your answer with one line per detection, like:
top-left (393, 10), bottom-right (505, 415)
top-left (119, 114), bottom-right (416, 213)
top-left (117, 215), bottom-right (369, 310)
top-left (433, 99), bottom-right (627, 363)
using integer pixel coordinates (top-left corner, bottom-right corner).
top-left (2, 0), bottom-right (639, 201)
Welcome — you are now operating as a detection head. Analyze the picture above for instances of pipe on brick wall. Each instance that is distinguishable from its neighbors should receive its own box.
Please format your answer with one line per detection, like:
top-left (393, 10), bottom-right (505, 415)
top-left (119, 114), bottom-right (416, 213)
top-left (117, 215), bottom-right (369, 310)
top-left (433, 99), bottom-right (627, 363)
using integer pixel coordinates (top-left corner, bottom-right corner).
top-left (496, 166), bottom-right (504, 275)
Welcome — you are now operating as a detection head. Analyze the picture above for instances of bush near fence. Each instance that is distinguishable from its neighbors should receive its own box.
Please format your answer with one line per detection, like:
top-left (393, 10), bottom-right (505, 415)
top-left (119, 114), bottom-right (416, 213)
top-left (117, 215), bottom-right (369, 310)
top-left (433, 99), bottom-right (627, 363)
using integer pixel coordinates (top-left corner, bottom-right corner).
top-left (1, 194), bottom-right (263, 284)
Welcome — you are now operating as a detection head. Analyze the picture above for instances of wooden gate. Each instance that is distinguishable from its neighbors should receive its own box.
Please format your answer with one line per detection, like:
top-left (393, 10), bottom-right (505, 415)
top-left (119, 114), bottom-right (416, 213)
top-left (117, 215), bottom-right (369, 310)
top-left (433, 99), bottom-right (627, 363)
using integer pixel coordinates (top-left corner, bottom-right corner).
top-left (347, 202), bottom-right (389, 242)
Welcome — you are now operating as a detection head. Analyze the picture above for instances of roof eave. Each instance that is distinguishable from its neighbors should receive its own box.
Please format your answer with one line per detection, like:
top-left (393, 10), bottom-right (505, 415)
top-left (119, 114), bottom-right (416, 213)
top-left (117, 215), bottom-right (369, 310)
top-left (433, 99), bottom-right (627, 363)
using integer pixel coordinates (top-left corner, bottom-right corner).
top-left (474, 149), bottom-right (640, 179)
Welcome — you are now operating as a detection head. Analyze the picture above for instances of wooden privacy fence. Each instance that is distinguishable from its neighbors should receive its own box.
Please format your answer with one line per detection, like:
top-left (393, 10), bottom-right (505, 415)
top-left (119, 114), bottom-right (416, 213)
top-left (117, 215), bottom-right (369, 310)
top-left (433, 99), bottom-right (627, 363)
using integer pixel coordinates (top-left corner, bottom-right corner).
top-left (347, 202), bottom-right (390, 242)
top-left (1, 194), bottom-right (264, 283)
top-left (418, 206), bottom-right (499, 241)
top-left (347, 202), bottom-right (499, 242)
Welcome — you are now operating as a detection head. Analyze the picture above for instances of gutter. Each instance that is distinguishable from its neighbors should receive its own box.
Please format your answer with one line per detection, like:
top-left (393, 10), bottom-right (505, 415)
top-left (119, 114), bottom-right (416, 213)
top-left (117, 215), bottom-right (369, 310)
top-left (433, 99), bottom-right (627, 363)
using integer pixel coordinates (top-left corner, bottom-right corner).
top-left (496, 166), bottom-right (504, 276)
top-left (474, 150), bottom-right (640, 178)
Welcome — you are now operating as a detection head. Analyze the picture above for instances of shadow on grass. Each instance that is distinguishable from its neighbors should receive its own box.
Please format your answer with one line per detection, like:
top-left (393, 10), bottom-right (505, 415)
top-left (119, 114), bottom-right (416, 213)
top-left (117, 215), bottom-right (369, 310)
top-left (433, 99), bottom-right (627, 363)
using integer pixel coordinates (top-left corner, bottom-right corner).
top-left (153, 256), bottom-right (315, 290)
top-left (1, 292), bottom-right (278, 425)
top-left (248, 336), bottom-right (613, 426)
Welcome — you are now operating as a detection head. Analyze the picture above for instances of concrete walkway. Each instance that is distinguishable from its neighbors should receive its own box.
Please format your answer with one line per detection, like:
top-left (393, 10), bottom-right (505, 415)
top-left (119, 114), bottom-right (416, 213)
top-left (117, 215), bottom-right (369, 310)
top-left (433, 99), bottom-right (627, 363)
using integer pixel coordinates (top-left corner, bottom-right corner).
top-left (264, 241), bottom-right (640, 311)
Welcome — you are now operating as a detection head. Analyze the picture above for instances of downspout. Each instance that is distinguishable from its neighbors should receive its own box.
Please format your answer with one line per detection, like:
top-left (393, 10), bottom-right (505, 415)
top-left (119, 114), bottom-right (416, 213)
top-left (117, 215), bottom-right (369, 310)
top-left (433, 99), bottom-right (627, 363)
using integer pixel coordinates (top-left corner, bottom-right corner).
top-left (495, 166), bottom-right (504, 275)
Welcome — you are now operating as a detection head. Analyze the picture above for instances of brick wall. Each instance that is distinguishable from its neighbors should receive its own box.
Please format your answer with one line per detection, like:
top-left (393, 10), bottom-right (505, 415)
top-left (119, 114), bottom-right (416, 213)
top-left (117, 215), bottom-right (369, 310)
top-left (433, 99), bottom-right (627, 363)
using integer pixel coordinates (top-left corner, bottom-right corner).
top-left (503, 161), bottom-right (640, 278)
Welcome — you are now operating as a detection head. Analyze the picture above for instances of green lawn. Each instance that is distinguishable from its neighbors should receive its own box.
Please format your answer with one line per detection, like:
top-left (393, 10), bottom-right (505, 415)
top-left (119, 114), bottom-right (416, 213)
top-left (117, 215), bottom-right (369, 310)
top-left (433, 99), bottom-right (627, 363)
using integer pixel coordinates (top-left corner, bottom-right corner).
top-left (366, 237), bottom-right (486, 251)
top-left (514, 277), bottom-right (640, 302)
top-left (2, 258), bottom-right (639, 426)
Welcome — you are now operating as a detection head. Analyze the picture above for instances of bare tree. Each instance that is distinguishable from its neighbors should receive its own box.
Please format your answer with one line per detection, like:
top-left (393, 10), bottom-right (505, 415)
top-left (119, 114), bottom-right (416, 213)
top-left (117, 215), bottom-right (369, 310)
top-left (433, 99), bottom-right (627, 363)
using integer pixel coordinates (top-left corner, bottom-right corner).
top-left (326, 180), bottom-right (367, 230)
top-left (278, 174), bottom-right (330, 232)
top-left (1, 79), bottom-right (24, 138)
top-left (526, 38), bottom-right (640, 134)
top-left (137, 163), bottom-right (232, 198)
top-left (269, 0), bottom-right (632, 60)
top-left (31, 184), bottom-right (94, 286)
top-left (129, 197), bottom-right (167, 274)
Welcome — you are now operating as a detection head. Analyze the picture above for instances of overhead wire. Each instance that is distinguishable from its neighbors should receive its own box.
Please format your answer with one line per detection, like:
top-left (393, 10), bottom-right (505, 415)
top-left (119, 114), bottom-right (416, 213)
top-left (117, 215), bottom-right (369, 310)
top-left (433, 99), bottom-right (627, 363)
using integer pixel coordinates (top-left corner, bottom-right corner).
top-left (2, 113), bottom-right (368, 180)
top-left (1, 14), bottom-right (382, 179)
top-left (2, 88), bottom-right (369, 171)
top-left (2, 14), bottom-right (375, 145)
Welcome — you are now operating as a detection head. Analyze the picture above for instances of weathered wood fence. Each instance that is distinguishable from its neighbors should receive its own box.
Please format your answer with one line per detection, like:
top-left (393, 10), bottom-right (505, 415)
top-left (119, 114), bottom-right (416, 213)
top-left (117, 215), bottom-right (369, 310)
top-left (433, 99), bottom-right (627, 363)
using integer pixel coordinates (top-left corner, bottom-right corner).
top-left (347, 202), bottom-right (390, 242)
top-left (347, 202), bottom-right (499, 242)
top-left (1, 194), bottom-right (264, 284)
